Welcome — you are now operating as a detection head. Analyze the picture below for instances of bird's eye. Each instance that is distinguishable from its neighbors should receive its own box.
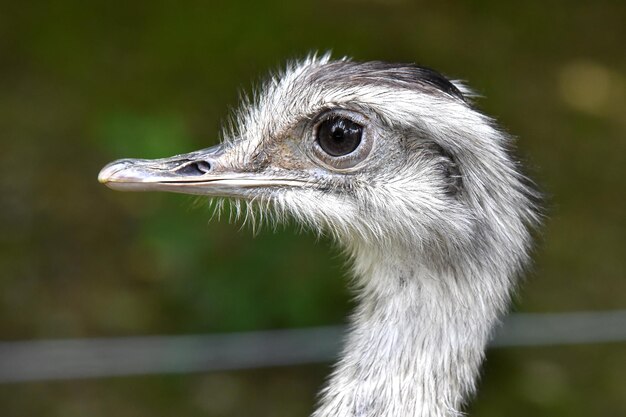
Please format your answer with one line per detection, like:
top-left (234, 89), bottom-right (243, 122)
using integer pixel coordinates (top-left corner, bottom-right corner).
top-left (316, 116), bottom-right (363, 157)
top-left (309, 110), bottom-right (374, 171)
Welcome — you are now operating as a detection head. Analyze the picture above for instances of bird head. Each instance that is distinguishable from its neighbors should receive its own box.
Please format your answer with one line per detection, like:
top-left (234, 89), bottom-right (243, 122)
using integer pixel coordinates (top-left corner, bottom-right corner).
top-left (99, 54), bottom-right (539, 273)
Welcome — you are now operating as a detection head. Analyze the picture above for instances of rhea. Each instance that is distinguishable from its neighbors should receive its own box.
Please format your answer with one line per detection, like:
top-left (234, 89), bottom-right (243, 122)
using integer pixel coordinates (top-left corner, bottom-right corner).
top-left (99, 55), bottom-right (540, 417)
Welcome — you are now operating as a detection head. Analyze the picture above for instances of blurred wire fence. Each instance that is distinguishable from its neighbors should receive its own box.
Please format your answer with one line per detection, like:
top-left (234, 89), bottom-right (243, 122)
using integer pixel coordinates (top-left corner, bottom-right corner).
top-left (1, 310), bottom-right (625, 383)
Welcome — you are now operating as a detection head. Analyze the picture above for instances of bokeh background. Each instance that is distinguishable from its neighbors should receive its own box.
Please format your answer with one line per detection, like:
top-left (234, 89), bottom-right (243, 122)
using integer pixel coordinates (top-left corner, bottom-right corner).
top-left (1, 0), bottom-right (624, 416)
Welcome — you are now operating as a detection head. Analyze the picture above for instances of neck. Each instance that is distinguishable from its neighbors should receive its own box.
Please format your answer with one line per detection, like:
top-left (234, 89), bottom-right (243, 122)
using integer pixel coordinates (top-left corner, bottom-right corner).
top-left (313, 245), bottom-right (511, 417)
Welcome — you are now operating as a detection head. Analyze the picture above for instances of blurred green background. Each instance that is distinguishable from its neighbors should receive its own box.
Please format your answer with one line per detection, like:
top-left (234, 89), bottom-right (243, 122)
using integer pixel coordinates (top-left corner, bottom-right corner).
top-left (0, 0), bottom-right (624, 416)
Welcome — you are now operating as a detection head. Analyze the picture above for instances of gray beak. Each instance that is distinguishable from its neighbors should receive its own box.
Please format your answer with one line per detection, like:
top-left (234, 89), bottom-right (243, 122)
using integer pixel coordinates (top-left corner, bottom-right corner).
top-left (98, 144), bottom-right (305, 197)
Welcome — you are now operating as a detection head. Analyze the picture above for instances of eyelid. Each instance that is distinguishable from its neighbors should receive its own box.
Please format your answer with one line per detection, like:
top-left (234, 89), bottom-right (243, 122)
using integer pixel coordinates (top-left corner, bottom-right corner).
top-left (310, 108), bottom-right (369, 127)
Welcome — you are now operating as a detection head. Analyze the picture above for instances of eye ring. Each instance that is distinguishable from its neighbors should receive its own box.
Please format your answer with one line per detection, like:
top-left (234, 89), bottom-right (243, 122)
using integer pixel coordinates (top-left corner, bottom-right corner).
top-left (310, 109), bottom-right (374, 171)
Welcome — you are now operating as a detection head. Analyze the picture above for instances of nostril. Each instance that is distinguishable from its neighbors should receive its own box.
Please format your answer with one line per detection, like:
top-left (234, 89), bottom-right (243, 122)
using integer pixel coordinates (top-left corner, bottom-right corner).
top-left (175, 161), bottom-right (212, 176)
top-left (195, 160), bottom-right (211, 173)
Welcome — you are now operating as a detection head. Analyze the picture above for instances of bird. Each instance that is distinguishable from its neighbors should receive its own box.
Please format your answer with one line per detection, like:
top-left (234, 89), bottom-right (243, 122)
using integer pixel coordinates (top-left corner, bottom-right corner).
top-left (98, 54), bottom-right (541, 417)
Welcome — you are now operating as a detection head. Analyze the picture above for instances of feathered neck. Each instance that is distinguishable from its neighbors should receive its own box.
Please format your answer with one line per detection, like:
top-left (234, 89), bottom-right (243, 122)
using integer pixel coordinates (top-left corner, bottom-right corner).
top-left (312, 244), bottom-right (512, 417)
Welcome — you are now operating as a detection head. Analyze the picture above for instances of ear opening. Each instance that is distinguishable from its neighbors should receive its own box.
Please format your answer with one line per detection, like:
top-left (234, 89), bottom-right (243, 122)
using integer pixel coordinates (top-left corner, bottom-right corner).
top-left (423, 142), bottom-right (463, 197)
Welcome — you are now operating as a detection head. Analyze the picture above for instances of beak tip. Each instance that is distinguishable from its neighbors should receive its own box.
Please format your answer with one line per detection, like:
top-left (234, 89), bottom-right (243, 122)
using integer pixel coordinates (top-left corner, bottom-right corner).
top-left (98, 160), bottom-right (128, 186)
top-left (97, 172), bottom-right (109, 185)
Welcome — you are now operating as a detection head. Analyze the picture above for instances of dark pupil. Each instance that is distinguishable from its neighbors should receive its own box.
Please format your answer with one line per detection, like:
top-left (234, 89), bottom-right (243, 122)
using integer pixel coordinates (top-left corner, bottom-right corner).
top-left (317, 116), bottom-right (363, 157)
